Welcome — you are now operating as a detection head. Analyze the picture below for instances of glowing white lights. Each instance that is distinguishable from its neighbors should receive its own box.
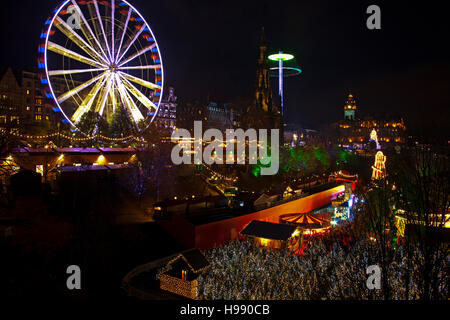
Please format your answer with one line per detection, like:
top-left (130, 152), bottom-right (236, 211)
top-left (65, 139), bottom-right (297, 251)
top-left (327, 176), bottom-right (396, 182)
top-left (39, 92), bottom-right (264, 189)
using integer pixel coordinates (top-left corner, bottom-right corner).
top-left (43, 0), bottom-right (164, 135)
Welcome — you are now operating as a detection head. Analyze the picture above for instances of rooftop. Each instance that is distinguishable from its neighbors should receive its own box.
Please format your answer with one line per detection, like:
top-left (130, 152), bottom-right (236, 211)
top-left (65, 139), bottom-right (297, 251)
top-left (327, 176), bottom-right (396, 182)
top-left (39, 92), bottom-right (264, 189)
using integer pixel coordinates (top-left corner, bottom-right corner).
top-left (240, 220), bottom-right (297, 241)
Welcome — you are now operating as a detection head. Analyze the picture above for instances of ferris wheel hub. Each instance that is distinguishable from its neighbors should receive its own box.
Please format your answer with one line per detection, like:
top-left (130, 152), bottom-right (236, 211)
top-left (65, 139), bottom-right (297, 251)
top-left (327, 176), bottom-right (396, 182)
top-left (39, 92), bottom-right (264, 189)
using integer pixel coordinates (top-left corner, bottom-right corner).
top-left (109, 64), bottom-right (118, 73)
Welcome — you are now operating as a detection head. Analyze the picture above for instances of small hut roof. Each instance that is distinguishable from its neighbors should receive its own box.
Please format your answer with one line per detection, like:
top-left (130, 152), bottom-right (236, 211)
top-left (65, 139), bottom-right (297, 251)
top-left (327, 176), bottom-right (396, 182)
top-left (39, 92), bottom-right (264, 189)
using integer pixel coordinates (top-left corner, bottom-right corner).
top-left (167, 249), bottom-right (210, 273)
top-left (240, 220), bottom-right (297, 241)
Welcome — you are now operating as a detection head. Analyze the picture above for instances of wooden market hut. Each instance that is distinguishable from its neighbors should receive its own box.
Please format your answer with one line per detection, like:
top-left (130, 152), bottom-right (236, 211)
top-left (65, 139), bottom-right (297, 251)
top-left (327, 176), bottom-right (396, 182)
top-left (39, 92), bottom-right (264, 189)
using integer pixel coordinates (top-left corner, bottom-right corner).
top-left (159, 248), bottom-right (210, 299)
top-left (240, 220), bottom-right (300, 250)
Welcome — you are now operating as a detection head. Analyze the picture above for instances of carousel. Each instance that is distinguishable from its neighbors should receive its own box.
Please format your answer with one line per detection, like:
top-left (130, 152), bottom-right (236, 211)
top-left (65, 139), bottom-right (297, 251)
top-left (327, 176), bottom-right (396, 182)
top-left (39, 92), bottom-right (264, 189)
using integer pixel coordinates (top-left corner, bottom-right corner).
top-left (279, 212), bottom-right (332, 235)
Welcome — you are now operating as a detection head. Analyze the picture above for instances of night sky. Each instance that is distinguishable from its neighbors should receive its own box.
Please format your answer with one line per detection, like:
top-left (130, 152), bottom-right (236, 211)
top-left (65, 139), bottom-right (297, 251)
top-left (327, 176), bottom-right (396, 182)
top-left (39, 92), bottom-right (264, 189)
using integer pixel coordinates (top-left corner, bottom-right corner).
top-left (1, 0), bottom-right (449, 130)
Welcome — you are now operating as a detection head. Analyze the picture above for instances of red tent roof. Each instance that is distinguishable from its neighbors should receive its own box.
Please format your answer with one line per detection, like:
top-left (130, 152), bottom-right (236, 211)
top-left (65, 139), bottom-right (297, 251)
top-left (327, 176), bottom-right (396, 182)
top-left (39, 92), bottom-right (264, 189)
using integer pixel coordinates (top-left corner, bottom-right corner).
top-left (279, 212), bottom-right (331, 227)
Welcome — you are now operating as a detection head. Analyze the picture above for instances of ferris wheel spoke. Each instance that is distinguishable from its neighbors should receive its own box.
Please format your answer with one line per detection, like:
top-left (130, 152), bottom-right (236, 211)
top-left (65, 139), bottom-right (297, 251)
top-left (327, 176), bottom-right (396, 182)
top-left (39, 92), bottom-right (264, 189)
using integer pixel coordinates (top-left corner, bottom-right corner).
top-left (72, 75), bottom-right (109, 123)
top-left (115, 75), bottom-right (145, 124)
top-left (69, 0), bottom-right (110, 63)
top-left (111, 0), bottom-right (115, 61)
top-left (48, 67), bottom-right (107, 77)
top-left (116, 23), bottom-right (147, 65)
top-left (110, 80), bottom-right (117, 114)
top-left (95, 75), bottom-right (113, 117)
top-left (119, 75), bottom-right (158, 111)
top-left (93, 0), bottom-right (112, 62)
top-left (115, 7), bottom-right (132, 63)
top-left (118, 64), bottom-right (161, 71)
top-left (57, 71), bottom-right (108, 103)
top-left (54, 16), bottom-right (109, 66)
top-left (118, 43), bottom-right (156, 67)
top-left (118, 71), bottom-right (161, 90)
top-left (48, 41), bottom-right (107, 69)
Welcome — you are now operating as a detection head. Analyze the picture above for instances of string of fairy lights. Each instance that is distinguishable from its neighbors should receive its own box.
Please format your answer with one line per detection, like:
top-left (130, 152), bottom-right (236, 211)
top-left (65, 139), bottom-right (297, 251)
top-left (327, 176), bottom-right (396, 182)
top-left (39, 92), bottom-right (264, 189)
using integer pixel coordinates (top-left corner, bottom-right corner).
top-left (2, 129), bottom-right (143, 143)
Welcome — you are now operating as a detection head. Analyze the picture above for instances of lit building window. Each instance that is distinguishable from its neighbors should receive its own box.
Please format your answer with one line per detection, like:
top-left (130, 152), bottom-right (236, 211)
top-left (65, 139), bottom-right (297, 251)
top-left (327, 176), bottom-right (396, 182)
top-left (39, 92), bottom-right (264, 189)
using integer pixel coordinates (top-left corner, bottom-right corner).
top-left (35, 115), bottom-right (42, 121)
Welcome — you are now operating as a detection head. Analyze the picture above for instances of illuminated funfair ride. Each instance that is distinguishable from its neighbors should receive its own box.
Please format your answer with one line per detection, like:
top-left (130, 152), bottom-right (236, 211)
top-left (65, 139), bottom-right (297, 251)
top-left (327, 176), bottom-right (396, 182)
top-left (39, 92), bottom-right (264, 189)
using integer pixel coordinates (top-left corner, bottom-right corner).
top-left (279, 212), bottom-right (331, 235)
top-left (38, 0), bottom-right (164, 137)
top-left (370, 129), bottom-right (381, 150)
top-left (268, 52), bottom-right (301, 119)
top-left (372, 151), bottom-right (386, 180)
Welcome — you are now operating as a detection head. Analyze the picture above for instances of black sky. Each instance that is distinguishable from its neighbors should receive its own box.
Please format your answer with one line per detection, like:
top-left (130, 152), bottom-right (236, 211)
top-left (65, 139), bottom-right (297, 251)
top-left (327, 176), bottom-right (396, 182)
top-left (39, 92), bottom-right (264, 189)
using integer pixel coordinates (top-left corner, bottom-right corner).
top-left (1, 0), bottom-right (449, 130)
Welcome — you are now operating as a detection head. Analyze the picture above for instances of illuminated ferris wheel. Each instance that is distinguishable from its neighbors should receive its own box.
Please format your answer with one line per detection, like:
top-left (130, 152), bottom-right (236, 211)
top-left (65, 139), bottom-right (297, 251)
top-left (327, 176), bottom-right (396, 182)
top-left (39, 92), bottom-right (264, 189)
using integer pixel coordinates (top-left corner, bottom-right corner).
top-left (38, 0), bottom-right (164, 136)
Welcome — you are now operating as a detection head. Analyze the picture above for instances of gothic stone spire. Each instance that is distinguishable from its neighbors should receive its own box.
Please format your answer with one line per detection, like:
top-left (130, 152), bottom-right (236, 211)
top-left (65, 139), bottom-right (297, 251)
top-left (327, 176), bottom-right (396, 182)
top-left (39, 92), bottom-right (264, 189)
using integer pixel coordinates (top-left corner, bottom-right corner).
top-left (254, 27), bottom-right (273, 113)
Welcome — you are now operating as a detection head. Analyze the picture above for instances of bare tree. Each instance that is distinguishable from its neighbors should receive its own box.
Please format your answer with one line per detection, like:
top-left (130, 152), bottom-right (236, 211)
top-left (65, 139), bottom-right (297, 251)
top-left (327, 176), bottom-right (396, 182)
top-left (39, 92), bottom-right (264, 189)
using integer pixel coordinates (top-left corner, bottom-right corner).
top-left (390, 143), bottom-right (449, 300)
top-left (357, 177), bottom-right (396, 299)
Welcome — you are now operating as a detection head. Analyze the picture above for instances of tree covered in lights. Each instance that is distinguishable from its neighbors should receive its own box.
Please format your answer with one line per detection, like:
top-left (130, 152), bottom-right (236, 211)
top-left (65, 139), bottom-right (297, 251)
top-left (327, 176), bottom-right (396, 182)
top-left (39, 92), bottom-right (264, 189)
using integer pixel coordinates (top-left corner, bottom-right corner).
top-left (235, 144), bottom-right (333, 193)
top-left (279, 144), bottom-right (331, 178)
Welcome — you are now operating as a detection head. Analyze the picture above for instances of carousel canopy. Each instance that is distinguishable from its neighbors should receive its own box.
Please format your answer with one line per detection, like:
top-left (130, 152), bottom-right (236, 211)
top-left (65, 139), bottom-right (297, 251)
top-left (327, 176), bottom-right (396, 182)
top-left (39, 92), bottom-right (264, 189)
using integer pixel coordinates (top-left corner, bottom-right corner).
top-left (279, 212), bottom-right (331, 228)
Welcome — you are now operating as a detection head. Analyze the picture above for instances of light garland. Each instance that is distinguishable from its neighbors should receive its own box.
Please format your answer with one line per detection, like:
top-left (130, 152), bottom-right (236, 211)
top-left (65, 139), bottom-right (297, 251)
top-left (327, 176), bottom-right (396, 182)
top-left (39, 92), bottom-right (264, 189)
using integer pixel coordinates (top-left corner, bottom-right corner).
top-left (2, 129), bottom-right (143, 143)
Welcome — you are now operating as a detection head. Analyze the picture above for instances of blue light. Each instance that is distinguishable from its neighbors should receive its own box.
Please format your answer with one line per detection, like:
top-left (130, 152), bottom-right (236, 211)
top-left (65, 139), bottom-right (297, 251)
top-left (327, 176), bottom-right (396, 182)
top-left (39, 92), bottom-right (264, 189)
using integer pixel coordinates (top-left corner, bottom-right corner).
top-left (147, 37), bottom-right (154, 42)
top-left (156, 70), bottom-right (162, 75)
top-left (148, 112), bottom-right (155, 116)
top-left (136, 17), bottom-right (143, 22)
top-left (143, 26), bottom-right (149, 31)
top-left (38, 63), bottom-right (45, 69)
top-left (46, 93), bottom-right (54, 99)
top-left (53, 107), bottom-right (60, 112)
top-left (45, 20), bottom-right (51, 25)
top-left (155, 59), bottom-right (161, 63)
top-left (41, 79), bottom-right (48, 84)
top-left (62, 119), bottom-right (70, 124)
top-left (155, 92), bottom-right (161, 97)
top-left (40, 33), bottom-right (47, 39)
top-left (120, 1), bottom-right (127, 5)
top-left (38, 47), bottom-right (45, 53)
top-left (152, 48), bottom-right (158, 52)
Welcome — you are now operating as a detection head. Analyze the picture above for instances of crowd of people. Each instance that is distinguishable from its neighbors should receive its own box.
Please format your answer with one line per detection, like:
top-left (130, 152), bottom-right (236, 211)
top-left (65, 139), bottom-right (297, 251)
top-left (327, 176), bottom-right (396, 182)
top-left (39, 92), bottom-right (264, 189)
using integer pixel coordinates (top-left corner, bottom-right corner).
top-left (195, 238), bottom-right (448, 300)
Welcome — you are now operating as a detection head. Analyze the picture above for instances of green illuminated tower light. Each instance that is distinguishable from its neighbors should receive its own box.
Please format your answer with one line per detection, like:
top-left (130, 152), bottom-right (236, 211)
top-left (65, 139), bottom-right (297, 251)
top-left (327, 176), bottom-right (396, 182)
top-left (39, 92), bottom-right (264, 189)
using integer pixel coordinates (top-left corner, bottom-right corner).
top-left (268, 52), bottom-right (295, 118)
